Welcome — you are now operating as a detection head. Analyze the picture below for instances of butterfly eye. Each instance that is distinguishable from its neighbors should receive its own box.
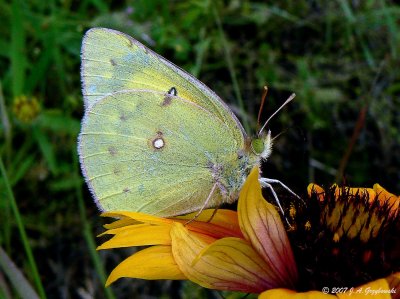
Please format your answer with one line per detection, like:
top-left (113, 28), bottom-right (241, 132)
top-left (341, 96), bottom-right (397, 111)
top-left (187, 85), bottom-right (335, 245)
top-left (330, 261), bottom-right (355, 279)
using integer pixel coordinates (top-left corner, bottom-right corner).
top-left (251, 138), bottom-right (265, 155)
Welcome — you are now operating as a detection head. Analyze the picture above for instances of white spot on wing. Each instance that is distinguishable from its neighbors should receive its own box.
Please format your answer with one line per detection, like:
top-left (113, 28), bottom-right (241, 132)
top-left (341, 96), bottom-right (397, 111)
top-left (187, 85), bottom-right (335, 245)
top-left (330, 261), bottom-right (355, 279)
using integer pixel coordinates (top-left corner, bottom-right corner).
top-left (153, 138), bottom-right (164, 149)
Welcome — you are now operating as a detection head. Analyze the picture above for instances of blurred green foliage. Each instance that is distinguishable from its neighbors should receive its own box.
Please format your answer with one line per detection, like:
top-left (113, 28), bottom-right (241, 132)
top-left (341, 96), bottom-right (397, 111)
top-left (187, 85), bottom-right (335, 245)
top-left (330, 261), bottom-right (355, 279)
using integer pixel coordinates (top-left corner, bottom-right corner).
top-left (0, 0), bottom-right (399, 298)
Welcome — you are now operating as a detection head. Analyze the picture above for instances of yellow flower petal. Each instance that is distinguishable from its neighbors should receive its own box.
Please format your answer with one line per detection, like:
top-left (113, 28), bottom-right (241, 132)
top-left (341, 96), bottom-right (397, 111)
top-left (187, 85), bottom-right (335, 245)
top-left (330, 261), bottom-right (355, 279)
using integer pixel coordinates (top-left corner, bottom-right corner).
top-left (238, 166), bottom-right (298, 288)
top-left (106, 245), bottom-right (185, 286)
top-left (328, 201), bottom-right (381, 242)
top-left (103, 217), bottom-right (139, 230)
top-left (170, 223), bottom-right (216, 285)
top-left (199, 237), bottom-right (288, 292)
top-left (102, 210), bottom-right (243, 239)
top-left (259, 289), bottom-right (335, 299)
top-left (332, 185), bottom-right (376, 201)
top-left (386, 272), bottom-right (400, 295)
top-left (325, 185), bottom-right (393, 242)
top-left (336, 277), bottom-right (391, 299)
top-left (259, 273), bottom-right (398, 299)
top-left (102, 211), bottom-right (173, 226)
top-left (98, 224), bottom-right (172, 249)
top-left (171, 222), bottom-right (274, 293)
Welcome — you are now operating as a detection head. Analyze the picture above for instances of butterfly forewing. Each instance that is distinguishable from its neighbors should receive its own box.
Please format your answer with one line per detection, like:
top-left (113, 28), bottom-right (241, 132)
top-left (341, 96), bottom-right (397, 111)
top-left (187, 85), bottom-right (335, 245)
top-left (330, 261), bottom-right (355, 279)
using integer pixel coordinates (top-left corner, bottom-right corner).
top-left (81, 28), bottom-right (245, 143)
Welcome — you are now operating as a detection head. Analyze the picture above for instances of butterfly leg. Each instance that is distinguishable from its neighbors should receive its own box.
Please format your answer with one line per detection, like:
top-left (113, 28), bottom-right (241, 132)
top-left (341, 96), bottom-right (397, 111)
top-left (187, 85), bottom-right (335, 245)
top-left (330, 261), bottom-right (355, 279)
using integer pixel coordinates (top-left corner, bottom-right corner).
top-left (259, 178), bottom-right (296, 227)
top-left (259, 178), bottom-right (286, 215)
top-left (206, 207), bottom-right (219, 223)
top-left (185, 182), bottom-right (218, 225)
top-left (259, 177), bottom-right (302, 200)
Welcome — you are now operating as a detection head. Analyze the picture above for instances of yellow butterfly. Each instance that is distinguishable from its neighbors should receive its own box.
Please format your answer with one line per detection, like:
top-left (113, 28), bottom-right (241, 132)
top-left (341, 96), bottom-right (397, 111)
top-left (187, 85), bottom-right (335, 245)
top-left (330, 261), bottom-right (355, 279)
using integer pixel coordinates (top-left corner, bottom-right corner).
top-left (78, 28), bottom-right (296, 217)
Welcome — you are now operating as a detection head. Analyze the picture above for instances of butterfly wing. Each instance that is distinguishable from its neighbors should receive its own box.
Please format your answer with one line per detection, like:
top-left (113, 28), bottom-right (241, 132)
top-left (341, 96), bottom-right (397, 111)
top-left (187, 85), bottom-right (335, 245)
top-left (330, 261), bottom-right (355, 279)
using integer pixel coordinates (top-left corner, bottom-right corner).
top-left (81, 28), bottom-right (245, 142)
top-left (78, 90), bottom-right (243, 216)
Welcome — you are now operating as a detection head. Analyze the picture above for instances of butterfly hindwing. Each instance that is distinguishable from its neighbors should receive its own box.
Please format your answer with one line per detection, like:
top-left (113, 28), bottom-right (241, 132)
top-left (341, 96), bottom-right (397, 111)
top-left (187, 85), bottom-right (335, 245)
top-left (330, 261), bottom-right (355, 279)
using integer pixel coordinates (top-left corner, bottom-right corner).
top-left (78, 90), bottom-right (242, 216)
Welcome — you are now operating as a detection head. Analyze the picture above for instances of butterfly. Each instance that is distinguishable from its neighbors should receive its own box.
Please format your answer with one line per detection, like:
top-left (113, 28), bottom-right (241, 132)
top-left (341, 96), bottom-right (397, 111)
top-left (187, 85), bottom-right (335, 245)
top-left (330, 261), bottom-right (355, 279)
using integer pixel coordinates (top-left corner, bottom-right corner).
top-left (78, 28), bottom-right (296, 218)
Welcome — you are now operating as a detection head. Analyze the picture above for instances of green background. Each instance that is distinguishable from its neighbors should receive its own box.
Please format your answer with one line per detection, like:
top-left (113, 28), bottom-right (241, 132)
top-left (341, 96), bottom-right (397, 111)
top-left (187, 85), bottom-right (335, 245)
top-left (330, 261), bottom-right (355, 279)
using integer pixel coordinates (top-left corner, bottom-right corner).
top-left (0, 1), bottom-right (399, 298)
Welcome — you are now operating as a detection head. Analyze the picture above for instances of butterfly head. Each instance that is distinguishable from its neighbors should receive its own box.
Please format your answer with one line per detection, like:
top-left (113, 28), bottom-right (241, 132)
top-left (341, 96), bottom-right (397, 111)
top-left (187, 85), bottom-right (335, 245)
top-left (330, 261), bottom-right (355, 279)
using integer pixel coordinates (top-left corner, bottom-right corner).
top-left (251, 130), bottom-right (272, 161)
top-left (252, 93), bottom-right (295, 162)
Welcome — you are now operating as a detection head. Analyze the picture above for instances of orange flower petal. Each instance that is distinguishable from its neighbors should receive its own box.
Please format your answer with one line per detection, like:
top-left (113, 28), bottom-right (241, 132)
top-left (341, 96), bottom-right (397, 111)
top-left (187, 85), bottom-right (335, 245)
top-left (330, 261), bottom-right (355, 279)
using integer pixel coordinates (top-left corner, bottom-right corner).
top-left (98, 224), bottom-right (172, 249)
top-left (106, 245), bottom-right (185, 286)
top-left (176, 209), bottom-right (243, 239)
top-left (307, 184), bottom-right (325, 202)
top-left (176, 209), bottom-right (238, 227)
top-left (171, 222), bottom-right (274, 293)
top-left (238, 166), bottom-right (298, 288)
top-left (373, 183), bottom-right (399, 218)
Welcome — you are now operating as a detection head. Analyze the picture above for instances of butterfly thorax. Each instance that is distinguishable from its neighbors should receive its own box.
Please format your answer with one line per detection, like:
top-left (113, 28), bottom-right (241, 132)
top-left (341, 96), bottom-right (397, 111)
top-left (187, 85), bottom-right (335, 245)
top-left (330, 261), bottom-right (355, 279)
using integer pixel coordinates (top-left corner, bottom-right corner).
top-left (212, 131), bottom-right (273, 205)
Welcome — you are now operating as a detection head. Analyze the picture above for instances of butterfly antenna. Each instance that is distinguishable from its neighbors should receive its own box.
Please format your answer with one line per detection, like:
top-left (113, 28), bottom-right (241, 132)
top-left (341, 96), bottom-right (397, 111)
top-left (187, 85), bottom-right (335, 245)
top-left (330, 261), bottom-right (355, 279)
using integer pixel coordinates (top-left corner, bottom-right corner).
top-left (258, 93), bottom-right (296, 136)
top-left (257, 86), bottom-right (269, 131)
top-left (271, 128), bottom-right (288, 142)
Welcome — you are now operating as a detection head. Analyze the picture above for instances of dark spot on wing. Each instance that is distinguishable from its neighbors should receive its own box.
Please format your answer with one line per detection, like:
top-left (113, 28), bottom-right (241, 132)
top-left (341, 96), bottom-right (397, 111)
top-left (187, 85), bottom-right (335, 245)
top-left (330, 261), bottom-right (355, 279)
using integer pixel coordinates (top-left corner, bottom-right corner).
top-left (123, 187), bottom-right (130, 193)
top-left (108, 146), bottom-right (117, 156)
top-left (168, 87), bottom-right (177, 96)
top-left (120, 112), bottom-right (127, 121)
top-left (161, 87), bottom-right (177, 106)
top-left (162, 95), bottom-right (172, 106)
top-left (110, 59), bottom-right (117, 66)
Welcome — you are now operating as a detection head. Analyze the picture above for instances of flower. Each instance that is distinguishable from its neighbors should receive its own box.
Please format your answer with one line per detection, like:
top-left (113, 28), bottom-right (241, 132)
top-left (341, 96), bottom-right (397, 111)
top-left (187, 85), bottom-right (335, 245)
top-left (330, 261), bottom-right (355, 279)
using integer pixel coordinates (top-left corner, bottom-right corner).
top-left (273, 183), bottom-right (400, 298)
top-left (306, 183), bottom-right (399, 242)
top-left (12, 95), bottom-right (40, 123)
top-left (97, 169), bottom-right (399, 297)
top-left (98, 166), bottom-right (298, 293)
